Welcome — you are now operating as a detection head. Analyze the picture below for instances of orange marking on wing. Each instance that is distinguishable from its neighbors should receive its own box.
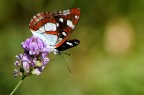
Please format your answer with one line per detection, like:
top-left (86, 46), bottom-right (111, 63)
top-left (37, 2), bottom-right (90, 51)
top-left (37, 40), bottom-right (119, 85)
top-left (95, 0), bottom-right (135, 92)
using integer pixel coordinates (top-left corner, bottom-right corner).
top-left (29, 12), bottom-right (56, 31)
top-left (63, 27), bottom-right (72, 33)
top-left (72, 19), bottom-right (78, 25)
top-left (71, 8), bottom-right (80, 25)
top-left (70, 8), bottom-right (80, 17)
top-left (45, 31), bottom-right (57, 35)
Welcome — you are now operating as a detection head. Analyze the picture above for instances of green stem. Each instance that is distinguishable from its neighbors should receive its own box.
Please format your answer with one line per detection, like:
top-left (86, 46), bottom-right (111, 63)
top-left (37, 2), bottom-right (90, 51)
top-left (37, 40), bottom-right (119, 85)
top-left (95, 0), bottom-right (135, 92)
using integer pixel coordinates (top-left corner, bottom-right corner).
top-left (10, 76), bottom-right (25, 95)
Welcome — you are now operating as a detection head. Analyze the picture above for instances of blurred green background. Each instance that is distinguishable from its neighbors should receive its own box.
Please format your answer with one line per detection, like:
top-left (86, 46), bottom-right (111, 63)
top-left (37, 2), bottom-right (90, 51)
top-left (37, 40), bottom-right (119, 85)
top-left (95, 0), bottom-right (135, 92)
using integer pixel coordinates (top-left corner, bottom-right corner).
top-left (1, 0), bottom-right (144, 95)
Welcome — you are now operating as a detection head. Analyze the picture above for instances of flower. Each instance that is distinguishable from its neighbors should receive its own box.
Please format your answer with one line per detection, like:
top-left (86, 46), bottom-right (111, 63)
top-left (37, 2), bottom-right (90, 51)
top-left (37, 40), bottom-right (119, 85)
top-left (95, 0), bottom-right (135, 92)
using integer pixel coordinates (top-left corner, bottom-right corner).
top-left (14, 36), bottom-right (50, 77)
top-left (21, 36), bottom-right (49, 55)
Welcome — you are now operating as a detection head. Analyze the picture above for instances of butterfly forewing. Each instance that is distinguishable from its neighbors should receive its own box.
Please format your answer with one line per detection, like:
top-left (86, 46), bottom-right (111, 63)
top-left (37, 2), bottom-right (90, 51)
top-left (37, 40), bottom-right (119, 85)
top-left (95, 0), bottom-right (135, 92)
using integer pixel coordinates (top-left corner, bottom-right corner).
top-left (29, 12), bottom-right (58, 46)
top-left (53, 8), bottom-right (80, 48)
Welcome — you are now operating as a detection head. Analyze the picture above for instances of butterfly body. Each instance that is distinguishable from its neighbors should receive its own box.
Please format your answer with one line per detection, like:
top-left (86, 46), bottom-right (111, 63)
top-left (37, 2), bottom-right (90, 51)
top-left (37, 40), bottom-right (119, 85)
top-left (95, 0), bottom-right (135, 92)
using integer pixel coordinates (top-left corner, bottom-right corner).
top-left (29, 8), bottom-right (80, 54)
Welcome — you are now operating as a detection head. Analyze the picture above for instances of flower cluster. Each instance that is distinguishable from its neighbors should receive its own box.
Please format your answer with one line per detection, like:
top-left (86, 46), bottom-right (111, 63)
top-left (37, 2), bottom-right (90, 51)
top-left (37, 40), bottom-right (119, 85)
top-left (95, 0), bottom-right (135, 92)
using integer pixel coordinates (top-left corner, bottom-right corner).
top-left (14, 36), bottom-right (50, 78)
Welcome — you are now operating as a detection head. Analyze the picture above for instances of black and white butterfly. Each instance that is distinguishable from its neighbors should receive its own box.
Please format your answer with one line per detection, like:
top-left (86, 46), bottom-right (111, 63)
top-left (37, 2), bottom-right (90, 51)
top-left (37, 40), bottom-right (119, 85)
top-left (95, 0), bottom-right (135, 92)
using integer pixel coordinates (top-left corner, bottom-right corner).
top-left (29, 8), bottom-right (80, 54)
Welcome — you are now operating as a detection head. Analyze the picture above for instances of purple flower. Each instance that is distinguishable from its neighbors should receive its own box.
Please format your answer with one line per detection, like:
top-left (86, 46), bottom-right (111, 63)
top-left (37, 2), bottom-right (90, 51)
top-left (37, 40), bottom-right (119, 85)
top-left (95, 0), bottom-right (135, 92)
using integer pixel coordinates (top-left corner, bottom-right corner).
top-left (14, 36), bottom-right (50, 77)
top-left (21, 36), bottom-right (49, 55)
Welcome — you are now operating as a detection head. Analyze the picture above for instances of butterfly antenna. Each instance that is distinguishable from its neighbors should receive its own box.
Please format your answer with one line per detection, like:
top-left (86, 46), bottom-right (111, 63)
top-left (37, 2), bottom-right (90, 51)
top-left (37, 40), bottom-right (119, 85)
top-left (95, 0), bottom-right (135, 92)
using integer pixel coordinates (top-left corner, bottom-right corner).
top-left (59, 53), bottom-right (72, 74)
top-left (60, 52), bottom-right (72, 56)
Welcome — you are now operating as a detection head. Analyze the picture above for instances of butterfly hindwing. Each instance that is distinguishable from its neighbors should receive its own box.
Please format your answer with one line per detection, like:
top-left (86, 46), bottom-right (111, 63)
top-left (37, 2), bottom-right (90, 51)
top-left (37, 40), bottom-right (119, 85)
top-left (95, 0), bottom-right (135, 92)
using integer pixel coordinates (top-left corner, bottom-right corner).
top-left (56, 39), bottom-right (80, 51)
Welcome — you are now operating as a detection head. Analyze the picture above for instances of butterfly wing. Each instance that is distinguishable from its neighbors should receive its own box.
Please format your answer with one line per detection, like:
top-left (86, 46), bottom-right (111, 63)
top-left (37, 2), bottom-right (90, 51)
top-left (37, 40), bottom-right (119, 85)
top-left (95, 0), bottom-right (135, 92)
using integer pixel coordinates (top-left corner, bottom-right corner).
top-left (56, 39), bottom-right (80, 51)
top-left (53, 8), bottom-right (80, 48)
top-left (29, 12), bottom-right (58, 46)
top-left (29, 8), bottom-right (80, 51)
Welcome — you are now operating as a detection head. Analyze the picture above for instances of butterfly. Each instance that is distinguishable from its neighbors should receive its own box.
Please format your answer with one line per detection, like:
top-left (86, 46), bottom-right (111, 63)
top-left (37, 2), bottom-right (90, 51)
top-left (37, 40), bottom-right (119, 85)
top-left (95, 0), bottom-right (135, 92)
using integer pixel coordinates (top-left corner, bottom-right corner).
top-left (29, 8), bottom-right (80, 54)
